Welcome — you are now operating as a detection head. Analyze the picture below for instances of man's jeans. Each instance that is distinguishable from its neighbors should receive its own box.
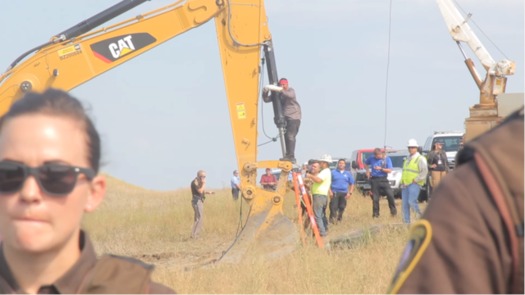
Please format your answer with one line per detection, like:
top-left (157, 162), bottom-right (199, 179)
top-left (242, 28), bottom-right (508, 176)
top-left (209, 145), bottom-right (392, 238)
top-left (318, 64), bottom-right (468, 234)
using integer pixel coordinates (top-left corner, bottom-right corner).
top-left (191, 199), bottom-right (204, 238)
top-left (313, 194), bottom-right (328, 236)
top-left (402, 183), bottom-right (422, 224)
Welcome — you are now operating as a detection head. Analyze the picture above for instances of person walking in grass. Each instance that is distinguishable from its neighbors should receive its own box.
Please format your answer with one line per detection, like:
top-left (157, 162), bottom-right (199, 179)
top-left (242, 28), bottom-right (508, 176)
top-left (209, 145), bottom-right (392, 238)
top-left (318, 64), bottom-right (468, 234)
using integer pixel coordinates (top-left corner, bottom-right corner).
top-left (190, 170), bottom-right (214, 239)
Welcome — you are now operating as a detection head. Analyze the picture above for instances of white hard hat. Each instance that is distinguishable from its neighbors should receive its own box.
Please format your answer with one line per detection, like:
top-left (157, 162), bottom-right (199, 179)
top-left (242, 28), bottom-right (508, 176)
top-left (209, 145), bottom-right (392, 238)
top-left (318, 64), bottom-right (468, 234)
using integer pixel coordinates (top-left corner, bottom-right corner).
top-left (407, 139), bottom-right (419, 147)
top-left (318, 154), bottom-right (333, 163)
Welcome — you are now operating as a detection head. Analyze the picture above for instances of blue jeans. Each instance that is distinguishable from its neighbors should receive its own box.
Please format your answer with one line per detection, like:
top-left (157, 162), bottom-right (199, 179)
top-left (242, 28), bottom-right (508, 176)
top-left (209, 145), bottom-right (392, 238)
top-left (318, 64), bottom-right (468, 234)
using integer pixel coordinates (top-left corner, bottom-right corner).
top-left (402, 183), bottom-right (422, 224)
top-left (313, 194), bottom-right (328, 236)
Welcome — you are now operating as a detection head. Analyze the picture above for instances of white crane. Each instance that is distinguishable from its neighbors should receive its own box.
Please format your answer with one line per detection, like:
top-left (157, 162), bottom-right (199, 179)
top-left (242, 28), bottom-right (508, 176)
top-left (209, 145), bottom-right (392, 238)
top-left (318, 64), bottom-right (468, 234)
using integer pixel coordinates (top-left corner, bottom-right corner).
top-left (437, 0), bottom-right (517, 141)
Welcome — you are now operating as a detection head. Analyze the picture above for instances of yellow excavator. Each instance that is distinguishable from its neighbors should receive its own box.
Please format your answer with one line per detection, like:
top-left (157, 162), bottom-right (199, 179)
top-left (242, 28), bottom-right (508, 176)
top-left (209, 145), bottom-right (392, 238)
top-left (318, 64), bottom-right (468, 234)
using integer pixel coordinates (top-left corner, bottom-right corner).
top-left (0, 0), bottom-right (298, 263)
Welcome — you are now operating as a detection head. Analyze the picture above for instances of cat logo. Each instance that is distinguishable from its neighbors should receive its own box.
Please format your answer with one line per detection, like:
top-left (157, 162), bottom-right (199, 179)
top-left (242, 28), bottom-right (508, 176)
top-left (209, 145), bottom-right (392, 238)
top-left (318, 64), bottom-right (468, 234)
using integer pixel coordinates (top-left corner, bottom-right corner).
top-left (109, 35), bottom-right (135, 59)
top-left (90, 33), bottom-right (156, 63)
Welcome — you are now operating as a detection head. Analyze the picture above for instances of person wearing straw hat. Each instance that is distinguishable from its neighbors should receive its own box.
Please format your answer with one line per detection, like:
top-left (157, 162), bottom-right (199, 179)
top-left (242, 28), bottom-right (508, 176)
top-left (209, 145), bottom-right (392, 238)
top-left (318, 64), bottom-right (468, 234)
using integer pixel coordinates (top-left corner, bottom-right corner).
top-left (306, 154), bottom-right (332, 237)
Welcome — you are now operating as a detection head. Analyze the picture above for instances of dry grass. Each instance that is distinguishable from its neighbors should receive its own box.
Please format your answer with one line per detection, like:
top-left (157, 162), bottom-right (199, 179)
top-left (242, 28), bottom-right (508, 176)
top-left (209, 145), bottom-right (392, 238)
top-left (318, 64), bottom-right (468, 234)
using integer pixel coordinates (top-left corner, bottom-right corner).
top-left (83, 175), bottom-right (427, 294)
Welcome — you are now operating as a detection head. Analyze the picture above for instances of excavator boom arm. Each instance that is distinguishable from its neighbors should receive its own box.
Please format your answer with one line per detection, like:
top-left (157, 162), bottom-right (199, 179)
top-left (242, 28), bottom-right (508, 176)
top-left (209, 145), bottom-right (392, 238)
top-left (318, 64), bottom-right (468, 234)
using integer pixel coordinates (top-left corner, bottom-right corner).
top-left (436, 0), bottom-right (515, 78)
top-left (0, 0), bottom-right (223, 115)
top-left (0, 0), bottom-right (298, 262)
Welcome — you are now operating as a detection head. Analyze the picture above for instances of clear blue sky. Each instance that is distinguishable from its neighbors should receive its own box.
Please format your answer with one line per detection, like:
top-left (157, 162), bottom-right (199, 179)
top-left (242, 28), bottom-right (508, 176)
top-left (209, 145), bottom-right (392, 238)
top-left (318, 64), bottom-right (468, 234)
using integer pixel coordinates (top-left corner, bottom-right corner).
top-left (1, 0), bottom-right (523, 190)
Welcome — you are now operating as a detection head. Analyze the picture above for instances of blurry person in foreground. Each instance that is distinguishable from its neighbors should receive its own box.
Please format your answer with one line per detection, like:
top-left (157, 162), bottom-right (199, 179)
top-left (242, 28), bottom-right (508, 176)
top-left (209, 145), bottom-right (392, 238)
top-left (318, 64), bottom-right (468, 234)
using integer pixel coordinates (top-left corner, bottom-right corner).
top-left (0, 89), bottom-right (173, 293)
top-left (389, 107), bottom-right (524, 294)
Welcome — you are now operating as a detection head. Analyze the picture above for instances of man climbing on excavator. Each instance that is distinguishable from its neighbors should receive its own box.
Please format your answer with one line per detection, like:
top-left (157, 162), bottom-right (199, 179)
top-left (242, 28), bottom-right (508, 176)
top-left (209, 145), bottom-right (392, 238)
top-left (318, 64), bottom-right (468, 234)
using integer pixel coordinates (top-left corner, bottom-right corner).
top-left (263, 78), bottom-right (302, 163)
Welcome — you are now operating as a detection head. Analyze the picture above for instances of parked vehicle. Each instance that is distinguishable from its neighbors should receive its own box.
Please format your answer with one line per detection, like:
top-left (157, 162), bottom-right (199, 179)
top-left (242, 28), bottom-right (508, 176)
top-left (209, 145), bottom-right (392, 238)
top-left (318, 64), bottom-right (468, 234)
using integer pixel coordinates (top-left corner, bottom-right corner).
top-left (386, 150), bottom-right (408, 198)
top-left (350, 149), bottom-right (375, 171)
top-left (350, 148), bottom-right (376, 194)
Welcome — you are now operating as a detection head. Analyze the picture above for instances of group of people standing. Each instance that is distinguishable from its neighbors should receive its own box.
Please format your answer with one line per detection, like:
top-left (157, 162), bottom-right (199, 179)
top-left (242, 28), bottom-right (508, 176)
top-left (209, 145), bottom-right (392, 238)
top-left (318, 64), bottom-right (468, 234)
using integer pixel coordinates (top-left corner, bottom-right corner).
top-left (304, 155), bottom-right (355, 237)
top-left (199, 137), bottom-right (451, 241)
top-left (365, 138), bottom-right (449, 224)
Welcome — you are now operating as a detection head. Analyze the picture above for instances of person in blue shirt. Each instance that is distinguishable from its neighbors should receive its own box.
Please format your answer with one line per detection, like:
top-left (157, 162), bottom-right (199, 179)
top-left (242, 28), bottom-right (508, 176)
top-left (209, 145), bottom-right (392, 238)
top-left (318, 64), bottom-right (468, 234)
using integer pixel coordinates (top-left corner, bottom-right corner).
top-left (365, 148), bottom-right (397, 218)
top-left (230, 170), bottom-right (240, 201)
top-left (329, 159), bottom-right (355, 223)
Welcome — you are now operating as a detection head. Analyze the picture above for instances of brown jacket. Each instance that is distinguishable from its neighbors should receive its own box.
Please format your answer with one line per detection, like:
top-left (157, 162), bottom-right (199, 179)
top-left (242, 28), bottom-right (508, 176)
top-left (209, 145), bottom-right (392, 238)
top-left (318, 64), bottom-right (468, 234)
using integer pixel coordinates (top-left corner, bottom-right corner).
top-left (0, 231), bottom-right (174, 294)
top-left (389, 108), bottom-right (524, 294)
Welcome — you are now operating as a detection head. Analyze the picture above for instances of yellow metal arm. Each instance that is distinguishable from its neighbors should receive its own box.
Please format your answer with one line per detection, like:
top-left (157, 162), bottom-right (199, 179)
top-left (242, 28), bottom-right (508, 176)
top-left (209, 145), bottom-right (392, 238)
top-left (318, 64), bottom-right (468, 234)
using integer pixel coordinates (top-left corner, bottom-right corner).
top-left (214, 1), bottom-right (298, 262)
top-left (0, 0), bottom-right (298, 262)
top-left (0, 0), bottom-right (222, 115)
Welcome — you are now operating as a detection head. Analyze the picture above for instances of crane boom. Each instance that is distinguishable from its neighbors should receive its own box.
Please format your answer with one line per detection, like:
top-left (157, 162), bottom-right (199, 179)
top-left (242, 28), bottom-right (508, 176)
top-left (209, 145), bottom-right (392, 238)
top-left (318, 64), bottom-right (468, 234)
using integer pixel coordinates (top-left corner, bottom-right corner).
top-left (436, 0), bottom-right (495, 71)
top-left (436, 0), bottom-right (518, 141)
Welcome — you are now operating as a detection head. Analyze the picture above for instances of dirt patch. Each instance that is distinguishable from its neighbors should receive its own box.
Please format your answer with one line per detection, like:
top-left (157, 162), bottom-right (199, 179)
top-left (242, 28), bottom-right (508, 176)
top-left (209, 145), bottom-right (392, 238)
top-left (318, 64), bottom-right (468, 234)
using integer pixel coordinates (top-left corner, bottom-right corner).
top-left (131, 236), bottom-right (232, 271)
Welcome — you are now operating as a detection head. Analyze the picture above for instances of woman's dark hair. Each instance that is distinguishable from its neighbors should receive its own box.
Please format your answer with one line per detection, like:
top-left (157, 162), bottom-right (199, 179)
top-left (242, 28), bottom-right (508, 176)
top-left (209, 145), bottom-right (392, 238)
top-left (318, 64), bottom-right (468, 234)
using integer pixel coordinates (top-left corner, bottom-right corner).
top-left (0, 88), bottom-right (101, 172)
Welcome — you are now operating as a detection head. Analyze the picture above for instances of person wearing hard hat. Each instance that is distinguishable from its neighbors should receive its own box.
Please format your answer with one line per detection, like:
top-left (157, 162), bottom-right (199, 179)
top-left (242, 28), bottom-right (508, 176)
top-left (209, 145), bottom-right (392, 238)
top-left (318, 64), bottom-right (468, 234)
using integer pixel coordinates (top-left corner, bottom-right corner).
top-left (400, 139), bottom-right (428, 224)
top-left (306, 154), bottom-right (332, 237)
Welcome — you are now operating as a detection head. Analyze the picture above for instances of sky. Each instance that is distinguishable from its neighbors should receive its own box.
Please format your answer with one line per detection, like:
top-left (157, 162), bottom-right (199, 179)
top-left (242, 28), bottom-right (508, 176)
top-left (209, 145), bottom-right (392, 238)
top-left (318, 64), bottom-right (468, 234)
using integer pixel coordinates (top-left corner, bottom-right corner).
top-left (1, 0), bottom-right (523, 190)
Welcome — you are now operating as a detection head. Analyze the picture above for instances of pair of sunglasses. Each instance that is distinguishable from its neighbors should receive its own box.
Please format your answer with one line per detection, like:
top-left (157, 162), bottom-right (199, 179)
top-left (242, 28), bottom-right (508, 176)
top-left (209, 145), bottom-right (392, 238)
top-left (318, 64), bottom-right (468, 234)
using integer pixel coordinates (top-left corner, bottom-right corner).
top-left (0, 161), bottom-right (95, 196)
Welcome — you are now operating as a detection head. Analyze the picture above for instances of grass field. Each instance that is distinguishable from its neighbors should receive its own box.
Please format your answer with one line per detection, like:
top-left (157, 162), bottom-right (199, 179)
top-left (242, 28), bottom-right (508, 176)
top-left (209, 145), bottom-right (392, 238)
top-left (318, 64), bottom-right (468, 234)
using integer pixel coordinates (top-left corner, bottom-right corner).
top-left (83, 175), bottom-right (427, 293)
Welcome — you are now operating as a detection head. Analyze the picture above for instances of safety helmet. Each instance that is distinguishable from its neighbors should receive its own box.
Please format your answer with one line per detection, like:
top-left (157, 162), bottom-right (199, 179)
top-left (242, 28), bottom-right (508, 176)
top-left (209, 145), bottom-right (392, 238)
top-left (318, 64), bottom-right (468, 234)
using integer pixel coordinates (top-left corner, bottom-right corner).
top-left (318, 154), bottom-right (333, 163)
top-left (407, 139), bottom-right (419, 147)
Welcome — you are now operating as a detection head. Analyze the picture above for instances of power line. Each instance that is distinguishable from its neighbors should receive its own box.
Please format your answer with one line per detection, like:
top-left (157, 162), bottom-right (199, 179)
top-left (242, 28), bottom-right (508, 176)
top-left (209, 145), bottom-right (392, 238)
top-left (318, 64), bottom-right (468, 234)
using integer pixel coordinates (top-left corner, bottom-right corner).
top-left (383, 0), bottom-right (393, 149)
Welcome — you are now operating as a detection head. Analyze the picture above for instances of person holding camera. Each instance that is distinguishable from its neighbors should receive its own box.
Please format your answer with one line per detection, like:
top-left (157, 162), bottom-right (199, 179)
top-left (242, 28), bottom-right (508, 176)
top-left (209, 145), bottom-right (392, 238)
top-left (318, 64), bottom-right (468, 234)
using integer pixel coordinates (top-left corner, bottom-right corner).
top-left (190, 170), bottom-right (214, 239)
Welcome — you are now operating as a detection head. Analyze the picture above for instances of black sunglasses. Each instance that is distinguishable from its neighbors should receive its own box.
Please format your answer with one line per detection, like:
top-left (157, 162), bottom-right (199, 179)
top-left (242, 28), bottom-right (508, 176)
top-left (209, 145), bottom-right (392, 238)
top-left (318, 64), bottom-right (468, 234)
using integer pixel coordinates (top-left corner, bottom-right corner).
top-left (0, 161), bottom-right (95, 196)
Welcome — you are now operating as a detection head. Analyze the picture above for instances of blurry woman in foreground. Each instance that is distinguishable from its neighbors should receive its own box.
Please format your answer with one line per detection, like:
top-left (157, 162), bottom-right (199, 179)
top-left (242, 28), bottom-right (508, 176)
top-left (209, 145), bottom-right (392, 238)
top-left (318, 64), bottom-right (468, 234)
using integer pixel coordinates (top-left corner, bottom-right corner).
top-left (0, 89), bottom-right (173, 293)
